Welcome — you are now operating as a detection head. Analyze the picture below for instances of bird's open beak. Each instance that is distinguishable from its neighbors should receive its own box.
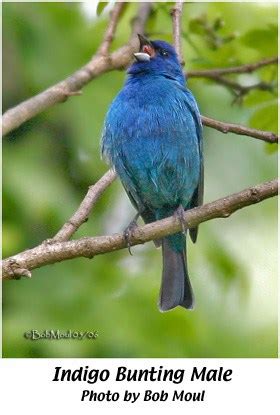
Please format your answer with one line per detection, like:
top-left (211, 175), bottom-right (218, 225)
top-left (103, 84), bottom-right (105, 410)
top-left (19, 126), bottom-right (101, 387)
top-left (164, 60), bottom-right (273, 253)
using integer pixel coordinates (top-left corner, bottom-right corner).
top-left (133, 34), bottom-right (155, 62)
top-left (134, 52), bottom-right (151, 62)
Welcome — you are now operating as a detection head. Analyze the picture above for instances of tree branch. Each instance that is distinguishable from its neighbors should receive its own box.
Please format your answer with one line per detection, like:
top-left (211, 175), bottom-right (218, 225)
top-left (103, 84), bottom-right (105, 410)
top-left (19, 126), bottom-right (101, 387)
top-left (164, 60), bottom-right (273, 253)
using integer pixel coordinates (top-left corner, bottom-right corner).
top-left (203, 74), bottom-right (274, 97)
top-left (52, 169), bottom-right (117, 242)
top-left (171, 1), bottom-right (184, 64)
top-left (187, 57), bottom-right (278, 78)
top-left (25, 111), bottom-right (279, 250)
top-left (2, 7), bottom-right (277, 145)
top-left (2, 178), bottom-right (277, 280)
top-left (169, 4), bottom-right (277, 143)
top-left (187, 57), bottom-right (278, 102)
top-left (97, 2), bottom-right (126, 56)
top-left (201, 116), bottom-right (277, 143)
top-left (2, 2), bottom-right (152, 136)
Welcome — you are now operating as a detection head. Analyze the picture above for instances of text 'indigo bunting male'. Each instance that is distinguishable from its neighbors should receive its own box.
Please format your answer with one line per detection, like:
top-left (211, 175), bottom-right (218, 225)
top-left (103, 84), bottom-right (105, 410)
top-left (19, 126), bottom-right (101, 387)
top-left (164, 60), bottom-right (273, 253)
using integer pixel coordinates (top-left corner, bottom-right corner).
top-left (101, 35), bottom-right (203, 312)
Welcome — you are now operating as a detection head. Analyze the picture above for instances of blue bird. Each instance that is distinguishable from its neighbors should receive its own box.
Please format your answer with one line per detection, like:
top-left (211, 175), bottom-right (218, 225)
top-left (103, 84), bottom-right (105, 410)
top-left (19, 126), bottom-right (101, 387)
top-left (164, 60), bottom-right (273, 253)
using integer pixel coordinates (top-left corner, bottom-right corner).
top-left (101, 35), bottom-right (203, 311)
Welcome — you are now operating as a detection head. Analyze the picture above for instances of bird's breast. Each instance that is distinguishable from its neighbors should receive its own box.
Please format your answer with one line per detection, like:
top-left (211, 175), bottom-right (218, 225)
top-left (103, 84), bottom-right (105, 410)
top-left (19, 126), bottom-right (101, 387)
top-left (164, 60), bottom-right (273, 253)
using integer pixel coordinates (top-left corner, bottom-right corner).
top-left (102, 77), bottom-right (201, 209)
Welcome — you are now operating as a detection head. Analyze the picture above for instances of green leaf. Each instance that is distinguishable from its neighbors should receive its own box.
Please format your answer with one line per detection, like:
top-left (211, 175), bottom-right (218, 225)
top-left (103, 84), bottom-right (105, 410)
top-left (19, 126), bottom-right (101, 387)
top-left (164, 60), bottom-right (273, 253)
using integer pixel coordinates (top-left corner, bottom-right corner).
top-left (146, 6), bottom-right (158, 33)
top-left (189, 18), bottom-right (205, 35)
top-left (157, 2), bottom-right (175, 11)
top-left (240, 25), bottom-right (277, 55)
top-left (249, 102), bottom-right (277, 133)
top-left (243, 90), bottom-right (276, 107)
top-left (213, 17), bottom-right (224, 32)
top-left (205, 238), bottom-right (248, 290)
top-left (97, 2), bottom-right (108, 17)
top-left (119, 2), bottom-right (129, 20)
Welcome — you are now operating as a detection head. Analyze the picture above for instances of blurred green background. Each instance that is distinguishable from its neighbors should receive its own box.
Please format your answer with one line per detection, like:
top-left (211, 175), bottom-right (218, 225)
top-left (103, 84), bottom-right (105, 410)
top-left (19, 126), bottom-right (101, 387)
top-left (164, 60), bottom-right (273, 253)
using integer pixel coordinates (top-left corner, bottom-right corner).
top-left (2, 2), bottom-right (278, 358)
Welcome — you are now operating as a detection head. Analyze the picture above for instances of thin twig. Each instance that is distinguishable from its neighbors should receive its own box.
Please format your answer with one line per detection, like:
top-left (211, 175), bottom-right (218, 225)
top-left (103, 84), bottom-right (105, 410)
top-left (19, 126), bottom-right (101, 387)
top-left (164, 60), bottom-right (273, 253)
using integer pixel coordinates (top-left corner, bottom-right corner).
top-left (52, 169), bottom-right (117, 242)
top-left (187, 57), bottom-right (278, 77)
top-left (2, 178), bottom-right (278, 280)
top-left (131, 1), bottom-right (153, 36)
top-left (171, 1), bottom-right (184, 64)
top-left (189, 71), bottom-right (276, 103)
top-left (187, 57), bottom-right (278, 102)
top-left (201, 116), bottom-right (278, 144)
top-left (2, 2), bottom-right (152, 137)
top-left (97, 2), bottom-right (126, 56)
top-left (200, 75), bottom-right (274, 94)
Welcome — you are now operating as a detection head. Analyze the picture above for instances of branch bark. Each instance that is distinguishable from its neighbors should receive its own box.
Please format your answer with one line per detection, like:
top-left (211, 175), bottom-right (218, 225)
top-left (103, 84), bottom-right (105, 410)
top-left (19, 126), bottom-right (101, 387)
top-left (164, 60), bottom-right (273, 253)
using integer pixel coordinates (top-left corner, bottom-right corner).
top-left (187, 57), bottom-right (278, 78)
top-left (171, 1), bottom-right (184, 64)
top-left (52, 169), bottom-right (117, 242)
top-left (187, 57), bottom-right (278, 103)
top-left (2, 2), bottom-right (152, 136)
top-left (201, 116), bottom-right (278, 143)
top-left (201, 75), bottom-right (274, 95)
top-left (2, 178), bottom-right (277, 280)
top-left (97, 2), bottom-right (126, 56)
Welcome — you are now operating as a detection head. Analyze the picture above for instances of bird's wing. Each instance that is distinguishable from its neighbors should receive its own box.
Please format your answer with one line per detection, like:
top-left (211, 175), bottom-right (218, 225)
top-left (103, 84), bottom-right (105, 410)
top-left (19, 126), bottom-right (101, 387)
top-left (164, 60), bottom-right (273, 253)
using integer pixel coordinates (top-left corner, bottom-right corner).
top-left (126, 187), bottom-right (157, 224)
top-left (182, 87), bottom-right (204, 243)
top-left (102, 124), bottom-right (157, 224)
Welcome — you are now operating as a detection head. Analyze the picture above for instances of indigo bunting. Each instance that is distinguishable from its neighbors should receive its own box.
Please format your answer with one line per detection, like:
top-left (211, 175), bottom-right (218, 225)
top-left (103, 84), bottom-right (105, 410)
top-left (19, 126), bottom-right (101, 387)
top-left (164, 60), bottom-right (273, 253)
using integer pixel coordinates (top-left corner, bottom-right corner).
top-left (101, 35), bottom-right (203, 311)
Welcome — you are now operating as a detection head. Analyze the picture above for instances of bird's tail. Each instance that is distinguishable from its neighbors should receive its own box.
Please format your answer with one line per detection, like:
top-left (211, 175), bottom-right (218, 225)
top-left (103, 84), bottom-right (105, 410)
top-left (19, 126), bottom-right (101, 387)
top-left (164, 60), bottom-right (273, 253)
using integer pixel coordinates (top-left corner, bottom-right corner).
top-left (159, 233), bottom-right (194, 312)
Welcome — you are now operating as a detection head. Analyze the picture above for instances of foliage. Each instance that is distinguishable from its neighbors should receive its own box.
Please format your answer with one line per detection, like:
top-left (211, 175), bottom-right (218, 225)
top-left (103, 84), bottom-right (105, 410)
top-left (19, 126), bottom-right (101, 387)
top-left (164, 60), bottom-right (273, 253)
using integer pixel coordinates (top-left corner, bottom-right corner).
top-left (2, 2), bottom-right (278, 358)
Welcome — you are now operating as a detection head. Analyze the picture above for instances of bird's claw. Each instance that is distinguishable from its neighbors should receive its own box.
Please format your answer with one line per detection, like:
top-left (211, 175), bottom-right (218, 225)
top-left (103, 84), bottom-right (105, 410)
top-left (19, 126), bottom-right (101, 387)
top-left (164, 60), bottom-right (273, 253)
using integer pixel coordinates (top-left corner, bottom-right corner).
top-left (123, 215), bottom-right (139, 255)
top-left (175, 205), bottom-right (187, 234)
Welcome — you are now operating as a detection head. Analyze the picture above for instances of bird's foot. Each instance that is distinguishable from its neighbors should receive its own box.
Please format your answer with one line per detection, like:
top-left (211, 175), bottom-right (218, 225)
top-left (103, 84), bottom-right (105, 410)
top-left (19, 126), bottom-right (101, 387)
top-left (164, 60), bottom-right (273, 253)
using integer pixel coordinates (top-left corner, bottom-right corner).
top-left (123, 213), bottom-right (140, 255)
top-left (174, 205), bottom-right (187, 234)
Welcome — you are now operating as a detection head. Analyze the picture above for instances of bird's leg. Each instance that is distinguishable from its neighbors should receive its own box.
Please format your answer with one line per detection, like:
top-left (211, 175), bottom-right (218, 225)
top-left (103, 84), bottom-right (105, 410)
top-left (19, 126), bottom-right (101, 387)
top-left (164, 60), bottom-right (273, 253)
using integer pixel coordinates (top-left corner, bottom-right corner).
top-left (174, 205), bottom-right (187, 234)
top-left (123, 212), bottom-right (141, 255)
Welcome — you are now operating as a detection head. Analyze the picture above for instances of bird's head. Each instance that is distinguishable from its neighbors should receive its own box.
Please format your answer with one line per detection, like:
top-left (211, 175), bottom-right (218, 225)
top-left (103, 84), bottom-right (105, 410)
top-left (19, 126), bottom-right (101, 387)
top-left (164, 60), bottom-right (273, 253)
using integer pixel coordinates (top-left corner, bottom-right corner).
top-left (127, 35), bottom-right (185, 84)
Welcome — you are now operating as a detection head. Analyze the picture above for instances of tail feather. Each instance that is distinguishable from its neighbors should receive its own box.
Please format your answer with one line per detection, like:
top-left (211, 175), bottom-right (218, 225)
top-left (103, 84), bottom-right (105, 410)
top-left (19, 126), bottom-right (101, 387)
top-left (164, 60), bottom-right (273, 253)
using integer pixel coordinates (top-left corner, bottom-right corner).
top-left (159, 236), bottom-right (194, 312)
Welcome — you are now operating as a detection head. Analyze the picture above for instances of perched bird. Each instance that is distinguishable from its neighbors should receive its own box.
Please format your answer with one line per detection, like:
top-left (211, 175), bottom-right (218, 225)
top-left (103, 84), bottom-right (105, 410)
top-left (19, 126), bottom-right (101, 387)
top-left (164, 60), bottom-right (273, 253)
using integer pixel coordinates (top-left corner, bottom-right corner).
top-left (101, 35), bottom-right (203, 311)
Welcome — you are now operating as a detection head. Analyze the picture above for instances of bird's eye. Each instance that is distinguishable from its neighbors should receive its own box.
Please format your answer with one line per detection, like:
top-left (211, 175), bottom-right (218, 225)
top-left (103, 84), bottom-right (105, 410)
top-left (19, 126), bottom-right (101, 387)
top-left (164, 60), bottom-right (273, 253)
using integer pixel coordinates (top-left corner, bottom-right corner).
top-left (160, 49), bottom-right (168, 57)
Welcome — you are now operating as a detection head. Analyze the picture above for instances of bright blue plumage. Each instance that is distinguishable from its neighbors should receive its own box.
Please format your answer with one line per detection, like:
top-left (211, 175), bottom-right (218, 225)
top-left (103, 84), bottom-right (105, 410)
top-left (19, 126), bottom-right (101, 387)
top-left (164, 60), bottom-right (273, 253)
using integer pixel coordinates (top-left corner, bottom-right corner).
top-left (101, 37), bottom-right (203, 311)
